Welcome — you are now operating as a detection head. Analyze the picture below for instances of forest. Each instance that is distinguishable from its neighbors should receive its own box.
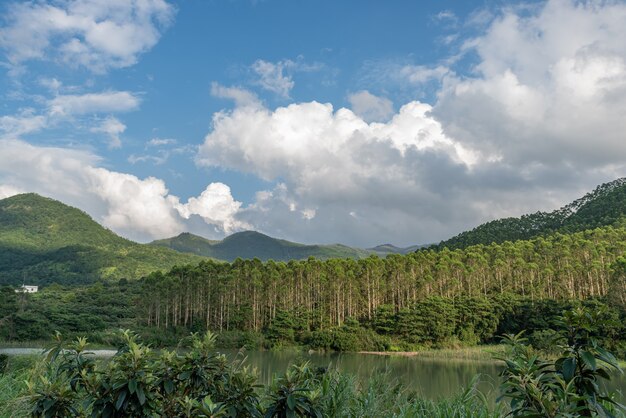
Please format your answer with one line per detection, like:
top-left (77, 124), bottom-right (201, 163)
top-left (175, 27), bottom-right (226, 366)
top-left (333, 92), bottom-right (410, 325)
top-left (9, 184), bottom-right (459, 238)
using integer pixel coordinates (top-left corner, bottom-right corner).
top-left (2, 224), bottom-right (626, 356)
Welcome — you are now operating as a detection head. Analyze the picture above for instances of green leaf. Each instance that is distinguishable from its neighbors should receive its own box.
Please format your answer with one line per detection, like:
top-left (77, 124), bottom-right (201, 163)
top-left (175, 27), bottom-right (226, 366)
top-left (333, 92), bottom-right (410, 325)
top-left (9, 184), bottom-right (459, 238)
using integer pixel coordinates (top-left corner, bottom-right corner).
top-left (128, 379), bottom-right (137, 394)
top-left (164, 379), bottom-right (174, 394)
top-left (287, 394), bottom-right (296, 410)
top-left (115, 390), bottom-right (127, 411)
top-left (581, 351), bottom-right (596, 370)
top-left (561, 357), bottom-right (576, 381)
top-left (136, 386), bottom-right (146, 405)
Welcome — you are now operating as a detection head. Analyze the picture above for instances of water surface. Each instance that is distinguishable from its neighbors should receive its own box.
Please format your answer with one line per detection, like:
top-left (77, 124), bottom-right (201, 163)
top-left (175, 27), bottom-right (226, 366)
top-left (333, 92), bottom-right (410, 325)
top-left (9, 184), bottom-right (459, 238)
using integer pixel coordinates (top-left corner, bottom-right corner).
top-left (3, 348), bottom-right (624, 403)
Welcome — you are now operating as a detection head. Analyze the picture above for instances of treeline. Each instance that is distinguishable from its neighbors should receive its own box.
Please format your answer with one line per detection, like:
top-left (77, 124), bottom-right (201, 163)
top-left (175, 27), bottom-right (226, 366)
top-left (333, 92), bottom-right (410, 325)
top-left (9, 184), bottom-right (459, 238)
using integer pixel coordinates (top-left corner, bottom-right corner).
top-left (140, 225), bottom-right (626, 335)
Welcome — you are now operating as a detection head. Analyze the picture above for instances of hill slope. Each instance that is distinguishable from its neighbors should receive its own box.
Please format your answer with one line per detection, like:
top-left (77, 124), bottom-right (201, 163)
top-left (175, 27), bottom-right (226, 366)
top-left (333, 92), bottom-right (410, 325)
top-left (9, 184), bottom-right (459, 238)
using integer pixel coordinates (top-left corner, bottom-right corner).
top-left (436, 178), bottom-right (626, 250)
top-left (0, 193), bottom-right (203, 286)
top-left (150, 231), bottom-right (372, 262)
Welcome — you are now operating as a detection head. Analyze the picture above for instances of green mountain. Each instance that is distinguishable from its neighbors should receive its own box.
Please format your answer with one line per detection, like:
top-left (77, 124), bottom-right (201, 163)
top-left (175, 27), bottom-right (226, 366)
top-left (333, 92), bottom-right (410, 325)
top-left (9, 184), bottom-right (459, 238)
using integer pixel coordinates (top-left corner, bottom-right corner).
top-left (0, 193), bottom-right (203, 286)
top-left (436, 178), bottom-right (626, 250)
top-left (367, 243), bottom-right (427, 256)
top-left (150, 231), bottom-right (372, 262)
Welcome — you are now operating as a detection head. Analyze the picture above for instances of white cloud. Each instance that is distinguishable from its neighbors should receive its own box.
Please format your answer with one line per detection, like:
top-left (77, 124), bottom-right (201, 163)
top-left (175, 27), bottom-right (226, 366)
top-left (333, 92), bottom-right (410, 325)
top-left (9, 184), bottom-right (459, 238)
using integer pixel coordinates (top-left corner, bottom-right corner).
top-left (0, 110), bottom-right (47, 137)
top-left (250, 58), bottom-right (322, 98)
top-left (211, 83), bottom-right (261, 108)
top-left (400, 65), bottom-right (449, 84)
top-left (251, 59), bottom-right (296, 98)
top-left (147, 137), bottom-right (177, 147)
top-left (174, 183), bottom-right (249, 234)
top-left (434, 0), bottom-right (626, 167)
top-left (0, 184), bottom-right (23, 199)
top-left (196, 0), bottom-right (626, 246)
top-left (347, 90), bottom-right (394, 123)
top-left (0, 139), bottom-right (246, 242)
top-left (197, 99), bottom-right (486, 245)
top-left (49, 91), bottom-right (140, 116)
top-left (90, 116), bottom-right (126, 148)
top-left (0, 0), bottom-right (175, 73)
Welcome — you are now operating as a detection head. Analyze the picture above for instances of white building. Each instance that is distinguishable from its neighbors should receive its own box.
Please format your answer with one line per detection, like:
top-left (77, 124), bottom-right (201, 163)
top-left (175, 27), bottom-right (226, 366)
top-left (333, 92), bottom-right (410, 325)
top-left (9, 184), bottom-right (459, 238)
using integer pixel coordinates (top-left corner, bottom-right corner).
top-left (15, 285), bottom-right (38, 293)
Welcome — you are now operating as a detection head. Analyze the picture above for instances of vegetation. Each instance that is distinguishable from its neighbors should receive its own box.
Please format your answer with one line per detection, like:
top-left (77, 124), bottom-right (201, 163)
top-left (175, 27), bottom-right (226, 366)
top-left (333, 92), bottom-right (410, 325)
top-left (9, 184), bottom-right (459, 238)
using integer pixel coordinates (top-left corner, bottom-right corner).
top-left (0, 330), bottom-right (501, 418)
top-left (2, 307), bottom-right (622, 417)
top-left (150, 231), bottom-right (373, 262)
top-left (498, 307), bottom-right (625, 417)
top-left (0, 193), bottom-right (203, 286)
top-left (132, 225), bottom-right (626, 352)
top-left (436, 178), bottom-right (626, 250)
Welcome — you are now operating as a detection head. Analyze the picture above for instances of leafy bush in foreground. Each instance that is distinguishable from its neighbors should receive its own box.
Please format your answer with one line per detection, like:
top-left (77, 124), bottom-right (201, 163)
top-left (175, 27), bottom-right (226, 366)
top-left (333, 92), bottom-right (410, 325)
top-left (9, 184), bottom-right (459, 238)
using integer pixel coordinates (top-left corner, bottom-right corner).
top-left (498, 307), bottom-right (625, 417)
top-left (20, 330), bottom-right (500, 417)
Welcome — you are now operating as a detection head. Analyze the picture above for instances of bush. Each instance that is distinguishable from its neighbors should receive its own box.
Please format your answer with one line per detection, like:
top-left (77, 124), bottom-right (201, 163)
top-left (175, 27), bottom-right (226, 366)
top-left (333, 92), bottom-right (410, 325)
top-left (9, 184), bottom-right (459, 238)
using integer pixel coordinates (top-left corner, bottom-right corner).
top-left (498, 307), bottom-right (625, 417)
top-left (527, 329), bottom-right (563, 355)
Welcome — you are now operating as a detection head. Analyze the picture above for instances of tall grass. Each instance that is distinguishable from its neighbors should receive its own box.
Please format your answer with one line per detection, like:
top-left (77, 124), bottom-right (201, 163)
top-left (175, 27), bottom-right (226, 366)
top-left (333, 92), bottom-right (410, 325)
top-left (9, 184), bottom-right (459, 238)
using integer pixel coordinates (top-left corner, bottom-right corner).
top-left (0, 356), bottom-right (35, 418)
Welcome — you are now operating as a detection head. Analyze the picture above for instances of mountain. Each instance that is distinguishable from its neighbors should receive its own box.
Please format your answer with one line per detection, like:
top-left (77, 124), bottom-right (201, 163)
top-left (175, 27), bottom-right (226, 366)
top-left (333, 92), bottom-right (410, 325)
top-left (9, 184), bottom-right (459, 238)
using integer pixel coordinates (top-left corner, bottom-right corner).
top-left (150, 230), bottom-right (372, 262)
top-left (436, 178), bottom-right (626, 250)
top-left (0, 193), bottom-right (203, 286)
top-left (367, 243), bottom-right (427, 256)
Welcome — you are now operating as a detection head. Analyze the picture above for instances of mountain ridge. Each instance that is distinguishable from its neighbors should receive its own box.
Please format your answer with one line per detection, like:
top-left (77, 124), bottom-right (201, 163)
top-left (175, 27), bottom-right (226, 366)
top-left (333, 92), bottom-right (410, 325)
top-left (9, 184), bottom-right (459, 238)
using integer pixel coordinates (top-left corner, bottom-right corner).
top-left (434, 178), bottom-right (626, 250)
top-left (150, 230), bottom-right (375, 262)
top-left (0, 193), bottom-right (203, 286)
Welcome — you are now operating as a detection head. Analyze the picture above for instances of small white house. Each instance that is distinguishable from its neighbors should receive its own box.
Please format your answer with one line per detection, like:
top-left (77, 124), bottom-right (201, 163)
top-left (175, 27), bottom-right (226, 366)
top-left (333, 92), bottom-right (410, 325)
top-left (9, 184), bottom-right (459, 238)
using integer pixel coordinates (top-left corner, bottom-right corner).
top-left (15, 285), bottom-right (38, 293)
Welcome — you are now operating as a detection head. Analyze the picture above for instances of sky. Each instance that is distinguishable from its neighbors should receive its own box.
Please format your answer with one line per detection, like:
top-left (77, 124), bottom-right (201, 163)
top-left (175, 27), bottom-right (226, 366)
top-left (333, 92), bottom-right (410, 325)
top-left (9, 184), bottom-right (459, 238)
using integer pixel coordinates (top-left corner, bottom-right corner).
top-left (1, 0), bottom-right (626, 247)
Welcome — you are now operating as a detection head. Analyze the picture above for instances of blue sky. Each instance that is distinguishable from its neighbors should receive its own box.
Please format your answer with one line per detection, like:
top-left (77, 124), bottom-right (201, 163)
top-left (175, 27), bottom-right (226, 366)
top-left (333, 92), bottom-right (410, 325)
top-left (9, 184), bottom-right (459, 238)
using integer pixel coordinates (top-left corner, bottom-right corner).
top-left (1, 0), bottom-right (626, 247)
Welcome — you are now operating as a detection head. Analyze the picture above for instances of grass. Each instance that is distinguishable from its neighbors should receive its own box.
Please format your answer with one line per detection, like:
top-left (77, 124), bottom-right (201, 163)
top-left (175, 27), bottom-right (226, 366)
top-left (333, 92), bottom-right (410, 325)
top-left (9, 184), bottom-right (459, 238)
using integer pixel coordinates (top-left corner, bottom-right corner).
top-left (361, 344), bottom-right (507, 362)
top-left (0, 355), bottom-right (36, 418)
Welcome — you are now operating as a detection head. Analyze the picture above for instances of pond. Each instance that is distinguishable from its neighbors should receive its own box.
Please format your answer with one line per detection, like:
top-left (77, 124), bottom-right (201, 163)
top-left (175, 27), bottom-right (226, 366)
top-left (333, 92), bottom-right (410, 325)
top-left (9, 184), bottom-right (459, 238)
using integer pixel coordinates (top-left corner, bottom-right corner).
top-left (3, 348), bottom-right (624, 404)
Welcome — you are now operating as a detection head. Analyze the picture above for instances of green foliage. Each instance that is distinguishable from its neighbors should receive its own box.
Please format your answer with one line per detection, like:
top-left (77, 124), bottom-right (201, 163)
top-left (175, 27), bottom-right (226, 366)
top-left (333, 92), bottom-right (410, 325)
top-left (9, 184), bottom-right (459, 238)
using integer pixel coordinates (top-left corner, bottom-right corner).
top-left (264, 363), bottom-right (322, 418)
top-left (498, 307), bottom-right (625, 417)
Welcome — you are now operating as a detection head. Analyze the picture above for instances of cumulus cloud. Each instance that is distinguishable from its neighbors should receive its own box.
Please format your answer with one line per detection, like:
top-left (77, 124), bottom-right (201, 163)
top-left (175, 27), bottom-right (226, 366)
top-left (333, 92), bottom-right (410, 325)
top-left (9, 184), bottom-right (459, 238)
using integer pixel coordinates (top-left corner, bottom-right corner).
top-left (49, 91), bottom-right (141, 116)
top-left (0, 0), bottom-right (175, 73)
top-left (195, 0), bottom-right (626, 246)
top-left (431, 0), bottom-right (626, 173)
top-left (347, 90), bottom-right (394, 122)
top-left (0, 139), bottom-right (246, 242)
top-left (174, 183), bottom-right (249, 234)
top-left (197, 98), bottom-right (489, 245)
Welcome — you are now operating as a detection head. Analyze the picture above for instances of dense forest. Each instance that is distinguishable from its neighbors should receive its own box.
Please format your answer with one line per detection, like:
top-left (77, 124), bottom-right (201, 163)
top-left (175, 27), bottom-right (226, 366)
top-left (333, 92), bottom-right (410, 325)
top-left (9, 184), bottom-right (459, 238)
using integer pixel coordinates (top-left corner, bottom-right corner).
top-left (3, 224), bottom-right (625, 356)
top-left (139, 225), bottom-right (626, 335)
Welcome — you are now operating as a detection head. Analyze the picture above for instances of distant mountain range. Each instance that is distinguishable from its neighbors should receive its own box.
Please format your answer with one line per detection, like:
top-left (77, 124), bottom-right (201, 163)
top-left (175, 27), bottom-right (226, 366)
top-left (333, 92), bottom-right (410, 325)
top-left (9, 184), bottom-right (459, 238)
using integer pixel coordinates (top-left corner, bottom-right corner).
top-left (0, 193), bottom-right (419, 285)
top-left (150, 231), bottom-right (374, 262)
top-left (2, 177), bottom-right (625, 285)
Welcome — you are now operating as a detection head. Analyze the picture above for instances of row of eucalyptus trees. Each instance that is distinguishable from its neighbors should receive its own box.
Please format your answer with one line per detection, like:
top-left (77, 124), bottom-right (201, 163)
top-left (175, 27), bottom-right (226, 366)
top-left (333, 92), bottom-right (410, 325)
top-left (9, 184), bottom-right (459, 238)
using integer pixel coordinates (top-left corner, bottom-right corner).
top-left (140, 226), bottom-right (626, 332)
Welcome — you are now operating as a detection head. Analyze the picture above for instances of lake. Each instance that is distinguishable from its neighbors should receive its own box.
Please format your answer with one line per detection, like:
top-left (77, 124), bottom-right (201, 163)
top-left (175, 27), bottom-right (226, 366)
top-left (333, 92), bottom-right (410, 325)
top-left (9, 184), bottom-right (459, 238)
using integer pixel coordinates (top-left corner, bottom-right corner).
top-left (3, 348), bottom-right (625, 404)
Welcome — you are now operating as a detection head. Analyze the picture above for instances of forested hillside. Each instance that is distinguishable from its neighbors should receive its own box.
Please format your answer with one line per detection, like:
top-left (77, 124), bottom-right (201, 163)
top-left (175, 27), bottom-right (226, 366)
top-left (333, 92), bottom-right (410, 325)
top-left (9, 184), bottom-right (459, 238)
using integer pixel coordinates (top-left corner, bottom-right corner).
top-left (0, 193), bottom-right (203, 285)
top-left (150, 231), bottom-right (372, 262)
top-left (436, 178), bottom-right (626, 249)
